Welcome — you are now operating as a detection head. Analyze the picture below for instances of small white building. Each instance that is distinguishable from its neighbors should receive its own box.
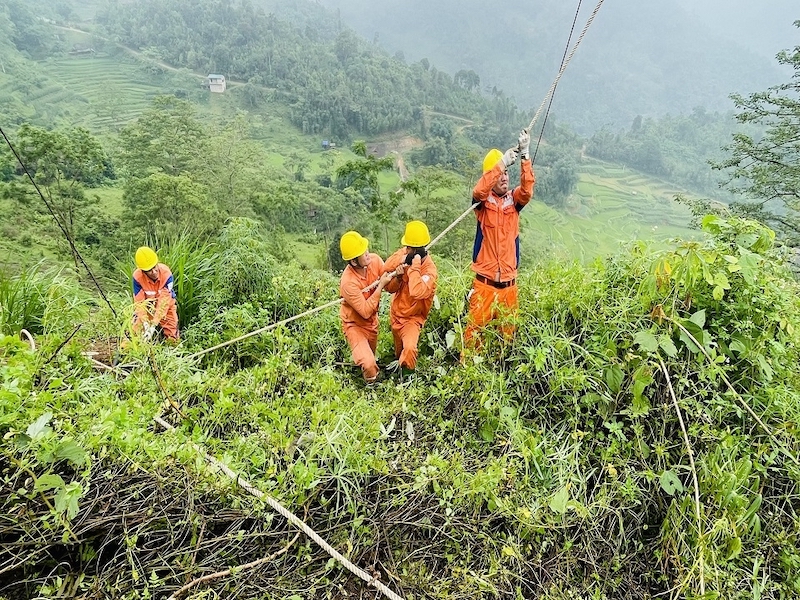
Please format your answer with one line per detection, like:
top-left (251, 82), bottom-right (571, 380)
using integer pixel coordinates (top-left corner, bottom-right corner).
top-left (206, 74), bottom-right (226, 93)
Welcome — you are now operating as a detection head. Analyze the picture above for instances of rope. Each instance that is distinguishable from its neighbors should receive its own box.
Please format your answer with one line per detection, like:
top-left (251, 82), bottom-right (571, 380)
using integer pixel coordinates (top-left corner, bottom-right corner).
top-left (188, 0), bottom-right (605, 360)
top-left (532, 0), bottom-right (583, 164)
top-left (0, 126), bottom-right (119, 318)
top-left (527, 0), bottom-right (605, 134)
top-left (153, 415), bottom-right (405, 600)
top-left (189, 201), bottom-right (480, 360)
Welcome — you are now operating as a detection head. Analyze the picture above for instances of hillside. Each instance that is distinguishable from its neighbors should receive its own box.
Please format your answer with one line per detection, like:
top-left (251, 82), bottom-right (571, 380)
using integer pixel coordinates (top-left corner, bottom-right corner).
top-left (2, 1), bottom-right (800, 599)
top-left (2, 215), bottom-right (800, 599)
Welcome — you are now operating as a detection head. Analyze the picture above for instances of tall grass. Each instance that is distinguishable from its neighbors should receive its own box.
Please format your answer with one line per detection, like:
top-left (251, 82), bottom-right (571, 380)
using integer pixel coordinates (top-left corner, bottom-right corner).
top-left (0, 265), bottom-right (48, 335)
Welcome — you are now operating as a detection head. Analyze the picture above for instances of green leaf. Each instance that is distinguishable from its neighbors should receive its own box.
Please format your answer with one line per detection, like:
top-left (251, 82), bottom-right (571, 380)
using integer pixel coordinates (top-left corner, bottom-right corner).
top-left (729, 339), bottom-right (747, 355)
top-left (755, 354), bottom-right (773, 381)
top-left (34, 473), bottom-right (65, 493)
top-left (54, 482), bottom-right (82, 520)
top-left (726, 536), bottom-right (743, 560)
top-left (688, 309), bottom-right (706, 328)
top-left (633, 331), bottom-right (658, 353)
top-left (714, 272), bottom-right (731, 289)
top-left (659, 470), bottom-right (684, 496)
top-left (445, 330), bottom-right (456, 349)
top-left (478, 420), bottom-right (495, 442)
top-left (604, 365), bottom-right (624, 394)
top-left (738, 249), bottom-right (760, 285)
top-left (658, 335), bottom-right (678, 358)
top-left (679, 320), bottom-right (705, 354)
top-left (54, 440), bottom-right (88, 467)
top-left (26, 412), bottom-right (53, 440)
top-left (549, 484), bottom-right (570, 514)
top-left (712, 285), bottom-right (725, 301)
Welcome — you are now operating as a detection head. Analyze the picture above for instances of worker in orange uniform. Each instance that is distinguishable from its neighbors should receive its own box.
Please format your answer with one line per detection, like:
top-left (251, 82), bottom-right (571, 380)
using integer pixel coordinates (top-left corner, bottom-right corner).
top-left (132, 246), bottom-right (179, 341)
top-left (339, 231), bottom-right (393, 383)
top-left (383, 221), bottom-right (438, 373)
top-left (465, 129), bottom-right (535, 345)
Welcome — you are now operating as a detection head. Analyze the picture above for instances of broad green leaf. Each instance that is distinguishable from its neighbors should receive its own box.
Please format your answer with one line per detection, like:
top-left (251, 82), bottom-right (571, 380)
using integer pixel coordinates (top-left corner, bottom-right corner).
top-left (727, 536), bottom-right (743, 559)
top-left (604, 365), bottom-right (624, 394)
top-left (658, 335), bottom-right (678, 358)
top-left (26, 413), bottom-right (53, 440)
top-left (34, 473), bottom-right (65, 492)
top-left (633, 331), bottom-right (658, 353)
top-left (549, 484), bottom-right (570, 514)
top-left (679, 320), bottom-right (705, 354)
top-left (55, 482), bottom-right (83, 520)
top-left (54, 440), bottom-right (88, 467)
top-left (714, 272), bottom-right (731, 289)
top-left (736, 233), bottom-right (759, 249)
top-left (738, 249), bottom-right (760, 285)
top-left (729, 340), bottom-right (747, 355)
top-left (688, 310), bottom-right (706, 328)
top-left (659, 470), bottom-right (684, 496)
top-left (712, 285), bottom-right (725, 301)
top-left (479, 420), bottom-right (495, 442)
top-left (755, 354), bottom-right (773, 381)
top-left (445, 330), bottom-right (456, 349)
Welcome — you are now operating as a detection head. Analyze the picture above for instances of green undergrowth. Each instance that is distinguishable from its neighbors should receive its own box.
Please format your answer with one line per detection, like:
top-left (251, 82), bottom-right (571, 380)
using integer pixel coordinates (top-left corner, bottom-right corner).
top-left (2, 216), bottom-right (800, 599)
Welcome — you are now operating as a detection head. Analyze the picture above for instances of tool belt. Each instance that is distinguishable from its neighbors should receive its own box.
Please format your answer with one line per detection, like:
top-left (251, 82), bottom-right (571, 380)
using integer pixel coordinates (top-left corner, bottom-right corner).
top-left (476, 274), bottom-right (516, 289)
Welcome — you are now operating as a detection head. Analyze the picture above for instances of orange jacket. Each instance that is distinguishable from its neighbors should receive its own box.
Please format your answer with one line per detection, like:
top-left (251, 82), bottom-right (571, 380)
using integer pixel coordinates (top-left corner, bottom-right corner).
top-left (132, 263), bottom-right (176, 324)
top-left (383, 249), bottom-right (438, 325)
top-left (339, 253), bottom-right (385, 332)
top-left (471, 159), bottom-right (535, 281)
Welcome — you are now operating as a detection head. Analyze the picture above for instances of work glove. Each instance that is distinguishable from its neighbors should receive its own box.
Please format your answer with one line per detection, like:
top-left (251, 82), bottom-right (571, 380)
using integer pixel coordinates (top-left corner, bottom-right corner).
top-left (518, 128), bottom-right (530, 160)
top-left (501, 147), bottom-right (518, 169)
top-left (405, 247), bottom-right (427, 265)
top-left (142, 322), bottom-right (157, 342)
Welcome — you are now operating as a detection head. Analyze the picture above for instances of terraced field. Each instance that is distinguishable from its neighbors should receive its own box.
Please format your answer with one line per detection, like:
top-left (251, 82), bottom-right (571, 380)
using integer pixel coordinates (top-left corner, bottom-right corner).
top-left (521, 158), bottom-right (698, 263)
top-left (35, 54), bottom-right (199, 131)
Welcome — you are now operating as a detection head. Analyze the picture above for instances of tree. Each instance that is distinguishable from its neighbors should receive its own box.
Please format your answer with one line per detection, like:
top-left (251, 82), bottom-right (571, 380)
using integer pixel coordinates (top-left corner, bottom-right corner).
top-left (118, 96), bottom-right (205, 178)
top-left (122, 173), bottom-right (215, 240)
top-left (401, 166), bottom-right (469, 260)
top-left (714, 23), bottom-right (800, 244)
top-left (336, 141), bottom-right (400, 253)
top-left (4, 125), bottom-right (109, 267)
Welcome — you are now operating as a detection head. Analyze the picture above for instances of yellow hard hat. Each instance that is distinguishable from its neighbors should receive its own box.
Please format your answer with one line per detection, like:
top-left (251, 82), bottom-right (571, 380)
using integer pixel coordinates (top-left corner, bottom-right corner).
top-left (400, 220), bottom-right (431, 247)
top-left (340, 231), bottom-right (369, 261)
top-left (482, 148), bottom-right (503, 173)
top-left (135, 246), bottom-right (158, 271)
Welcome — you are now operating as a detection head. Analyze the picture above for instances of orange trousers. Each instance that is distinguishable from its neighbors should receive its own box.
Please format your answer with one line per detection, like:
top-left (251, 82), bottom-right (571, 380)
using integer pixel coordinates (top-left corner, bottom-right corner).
top-left (391, 318), bottom-right (423, 370)
top-left (133, 305), bottom-right (180, 340)
top-left (464, 278), bottom-right (518, 346)
top-left (343, 323), bottom-right (379, 381)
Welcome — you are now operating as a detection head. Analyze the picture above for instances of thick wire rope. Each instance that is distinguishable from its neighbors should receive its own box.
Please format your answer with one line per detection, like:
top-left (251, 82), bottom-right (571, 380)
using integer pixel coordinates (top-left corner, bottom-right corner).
top-left (0, 126), bottom-right (119, 318)
top-left (189, 0), bottom-right (605, 360)
top-left (526, 0), bottom-right (605, 135)
top-left (532, 0), bottom-right (583, 164)
top-left (152, 415), bottom-right (405, 600)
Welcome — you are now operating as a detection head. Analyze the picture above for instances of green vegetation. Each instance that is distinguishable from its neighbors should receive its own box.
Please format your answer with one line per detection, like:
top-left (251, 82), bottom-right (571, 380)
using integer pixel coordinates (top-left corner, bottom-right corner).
top-left (2, 217), bottom-right (800, 599)
top-left (2, 2), bottom-right (799, 599)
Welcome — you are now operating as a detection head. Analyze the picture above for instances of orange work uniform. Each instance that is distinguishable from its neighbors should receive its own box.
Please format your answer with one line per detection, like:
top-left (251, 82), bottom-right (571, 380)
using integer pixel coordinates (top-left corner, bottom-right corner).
top-left (466, 158), bottom-right (535, 343)
top-left (132, 263), bottom-right (179, 339)
top-left (339, 253), bottom-right (385, 381)
top-left (383, 249), bottom-right (438, 370)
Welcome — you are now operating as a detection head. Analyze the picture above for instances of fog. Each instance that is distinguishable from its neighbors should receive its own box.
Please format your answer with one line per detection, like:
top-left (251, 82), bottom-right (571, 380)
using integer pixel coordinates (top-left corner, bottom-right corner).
top-left (313, 0), bottom-right (797, 131)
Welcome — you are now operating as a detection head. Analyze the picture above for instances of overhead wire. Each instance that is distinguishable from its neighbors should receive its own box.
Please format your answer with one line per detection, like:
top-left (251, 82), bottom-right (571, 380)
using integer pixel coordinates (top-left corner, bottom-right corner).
top-left (532, 0), bottom-right (584, 164)
top-left (0, 126), bottom-right (119, 318)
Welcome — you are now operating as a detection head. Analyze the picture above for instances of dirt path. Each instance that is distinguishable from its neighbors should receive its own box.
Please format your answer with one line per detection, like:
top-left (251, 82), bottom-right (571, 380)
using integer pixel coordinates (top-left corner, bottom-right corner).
top-left (53, 24), bottom-right (246, 87)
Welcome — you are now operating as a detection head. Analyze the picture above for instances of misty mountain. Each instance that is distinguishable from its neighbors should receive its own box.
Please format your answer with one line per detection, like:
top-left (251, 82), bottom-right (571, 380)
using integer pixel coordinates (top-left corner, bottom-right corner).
top-left (307, 0), bottom-right (793, 132)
